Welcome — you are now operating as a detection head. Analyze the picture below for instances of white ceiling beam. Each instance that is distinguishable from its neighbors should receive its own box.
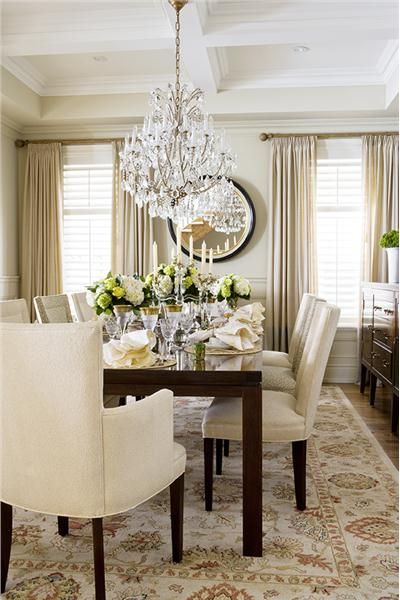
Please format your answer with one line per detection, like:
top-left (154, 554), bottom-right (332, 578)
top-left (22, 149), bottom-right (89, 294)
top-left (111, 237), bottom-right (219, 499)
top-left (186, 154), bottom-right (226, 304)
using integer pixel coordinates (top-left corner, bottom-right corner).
top-left (164, 2), bottom-right (218, 94)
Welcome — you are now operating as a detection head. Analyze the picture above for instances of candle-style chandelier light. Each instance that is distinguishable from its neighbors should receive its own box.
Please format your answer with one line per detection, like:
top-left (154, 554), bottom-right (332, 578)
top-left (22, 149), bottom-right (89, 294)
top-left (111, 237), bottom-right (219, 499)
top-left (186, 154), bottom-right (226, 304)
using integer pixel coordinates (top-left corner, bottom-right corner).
top-left (120, 0), bottom-right (246, 234)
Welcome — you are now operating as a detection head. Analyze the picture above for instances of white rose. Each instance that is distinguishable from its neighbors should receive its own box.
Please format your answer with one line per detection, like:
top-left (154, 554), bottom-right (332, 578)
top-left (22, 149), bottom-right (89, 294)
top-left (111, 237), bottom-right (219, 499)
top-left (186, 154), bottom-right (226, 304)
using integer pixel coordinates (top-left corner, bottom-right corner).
top-left (159, 274), bottom-right (173, 296)
top-left (121, 276), bottom-right (145, 306)
top-left (86, 290), bottom-right (96, 308)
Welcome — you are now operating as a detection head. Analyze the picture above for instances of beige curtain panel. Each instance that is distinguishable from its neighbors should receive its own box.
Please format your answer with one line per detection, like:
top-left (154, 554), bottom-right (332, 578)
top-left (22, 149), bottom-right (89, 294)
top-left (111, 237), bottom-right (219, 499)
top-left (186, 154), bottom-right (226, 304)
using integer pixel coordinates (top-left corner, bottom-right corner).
top-left (20, 143), bottom-right (63, 320)
top-left (111, 141), bottom-right (154, 276)
top-left (362, 135), bottom-right (399, 282)
top-left (266, 136), bottom-right (318, 352)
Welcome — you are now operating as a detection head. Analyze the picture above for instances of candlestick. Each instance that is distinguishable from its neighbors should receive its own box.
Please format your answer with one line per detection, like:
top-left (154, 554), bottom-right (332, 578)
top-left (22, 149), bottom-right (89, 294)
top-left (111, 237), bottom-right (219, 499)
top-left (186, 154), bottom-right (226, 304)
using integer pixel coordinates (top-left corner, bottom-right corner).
top-left (171, 247), bottom-right (176, 261)
top-left (226, 238), bottom-right (230, 251)
top-left (217, 244), bottom-right (220, 254)
top-left (201, 241), bottom-right (207, 274)
top-left (152, 241), bottom-right (158, 276)
top-left (208, 248), bottom-right (213, 274)
top-left (189, 235), bottom-right (194, 262)
top-left (233, 235), bottom-right (237, 245)
top-left (176, 226), bottom-right (182, 262)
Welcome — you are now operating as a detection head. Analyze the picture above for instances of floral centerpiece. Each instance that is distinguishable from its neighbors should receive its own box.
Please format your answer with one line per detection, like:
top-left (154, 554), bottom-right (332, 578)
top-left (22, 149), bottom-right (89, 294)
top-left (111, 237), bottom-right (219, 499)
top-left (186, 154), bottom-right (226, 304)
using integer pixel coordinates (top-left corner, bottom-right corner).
top-left (214, 274), bottom-right (251, 308)
top-left (86, 272), bottom-right (152, 316)
top-left (145, 262), bottom-right (200, 301)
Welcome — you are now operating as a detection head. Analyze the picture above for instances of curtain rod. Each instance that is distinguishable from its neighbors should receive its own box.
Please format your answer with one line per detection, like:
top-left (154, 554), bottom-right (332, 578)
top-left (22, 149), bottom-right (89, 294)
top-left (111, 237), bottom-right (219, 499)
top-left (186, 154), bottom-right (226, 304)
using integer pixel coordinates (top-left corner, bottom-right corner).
top-left (259, 131), bottom-right (398, 141)
top-left (14, 137), bottom-right (124, 148)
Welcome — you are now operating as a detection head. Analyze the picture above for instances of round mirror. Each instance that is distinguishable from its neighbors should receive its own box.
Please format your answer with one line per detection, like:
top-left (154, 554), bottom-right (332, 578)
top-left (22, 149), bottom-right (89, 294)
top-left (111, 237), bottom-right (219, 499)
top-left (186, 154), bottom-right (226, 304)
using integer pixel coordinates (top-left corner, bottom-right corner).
top-left (168, 179), bottom-right (255, 262)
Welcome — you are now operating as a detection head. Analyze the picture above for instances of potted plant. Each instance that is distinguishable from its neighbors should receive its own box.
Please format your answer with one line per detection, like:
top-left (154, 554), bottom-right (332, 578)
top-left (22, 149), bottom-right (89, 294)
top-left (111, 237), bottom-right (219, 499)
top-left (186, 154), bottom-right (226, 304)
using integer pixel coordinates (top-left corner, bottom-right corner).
top-left (379, 230), bottom-right (399, 283)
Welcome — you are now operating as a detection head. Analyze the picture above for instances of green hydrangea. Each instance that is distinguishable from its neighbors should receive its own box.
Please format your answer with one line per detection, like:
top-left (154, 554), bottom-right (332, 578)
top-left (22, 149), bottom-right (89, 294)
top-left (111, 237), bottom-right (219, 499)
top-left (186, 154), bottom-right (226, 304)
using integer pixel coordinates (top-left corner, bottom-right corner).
top-left (183, 276), bottom-right (193, 289)
top-left (145, 274), bottom-right (153, 287)
top-left (164, 265), bottom-right (175, 276)
top-left (97, 292), bottom-right (112, 309)
top-left (220, 284), bottom-right (231, 298)
top-left (104, 277), bottom-right (117, 291)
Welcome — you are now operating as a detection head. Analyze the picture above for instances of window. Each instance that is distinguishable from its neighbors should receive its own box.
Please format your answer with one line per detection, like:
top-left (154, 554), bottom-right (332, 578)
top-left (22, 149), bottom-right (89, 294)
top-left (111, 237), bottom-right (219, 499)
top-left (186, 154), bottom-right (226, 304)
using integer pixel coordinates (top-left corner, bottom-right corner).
top-left (316, 158), bottom-right (362, 325)
top-left (62, 145), bottom-right (113, 292)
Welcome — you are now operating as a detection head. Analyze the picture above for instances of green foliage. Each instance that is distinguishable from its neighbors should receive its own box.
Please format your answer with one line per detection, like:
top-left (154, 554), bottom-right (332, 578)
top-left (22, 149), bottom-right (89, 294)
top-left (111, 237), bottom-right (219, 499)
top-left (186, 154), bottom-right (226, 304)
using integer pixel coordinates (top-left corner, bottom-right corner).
top-left (379, 230), bottom-right (399, 248)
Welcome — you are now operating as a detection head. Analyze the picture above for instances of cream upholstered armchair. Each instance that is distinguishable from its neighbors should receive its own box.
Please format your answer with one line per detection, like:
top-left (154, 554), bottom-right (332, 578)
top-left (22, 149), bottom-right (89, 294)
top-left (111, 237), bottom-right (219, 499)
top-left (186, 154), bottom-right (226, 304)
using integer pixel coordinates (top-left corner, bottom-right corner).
top-left (33, 293), bottom-right (73, 323)
top-left (0, 321), bottom-right (186, 600)
top-left (261, 295), bottom-right (326, 395)
top-left (202, 302), bottom-right (339, 512)
top-left (0, 299), bottom-right (30, 323)
top-left (70, 291), bottom-right (96, 322)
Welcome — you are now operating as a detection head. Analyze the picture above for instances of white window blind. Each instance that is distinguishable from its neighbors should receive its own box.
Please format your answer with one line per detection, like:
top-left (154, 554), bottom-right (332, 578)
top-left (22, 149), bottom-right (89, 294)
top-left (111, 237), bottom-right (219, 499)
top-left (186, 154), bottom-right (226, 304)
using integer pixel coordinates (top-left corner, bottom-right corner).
top-left (62, 145), bottom-right (113, 292)
top-left (316, 158), bottom-right (362, 325)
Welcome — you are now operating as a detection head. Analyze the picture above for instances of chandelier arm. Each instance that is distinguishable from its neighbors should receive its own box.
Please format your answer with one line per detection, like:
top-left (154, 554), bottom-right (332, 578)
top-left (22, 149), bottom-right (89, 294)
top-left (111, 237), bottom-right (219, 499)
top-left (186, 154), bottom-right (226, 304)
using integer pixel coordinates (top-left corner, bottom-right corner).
top-left (200, 135), bottom-right (209, 160)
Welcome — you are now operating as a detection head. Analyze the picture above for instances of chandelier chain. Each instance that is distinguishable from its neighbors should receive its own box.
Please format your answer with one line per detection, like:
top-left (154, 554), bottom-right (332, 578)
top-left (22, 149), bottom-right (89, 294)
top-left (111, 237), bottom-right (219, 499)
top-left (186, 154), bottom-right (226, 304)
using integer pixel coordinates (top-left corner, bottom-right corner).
top-left (175, 9), bottom-right (181, 103)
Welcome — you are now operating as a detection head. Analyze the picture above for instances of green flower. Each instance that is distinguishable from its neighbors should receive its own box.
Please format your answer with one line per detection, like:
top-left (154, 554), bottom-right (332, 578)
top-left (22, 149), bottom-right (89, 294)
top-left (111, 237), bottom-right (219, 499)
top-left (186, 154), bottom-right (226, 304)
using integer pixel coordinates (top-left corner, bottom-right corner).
top-left (223, 277), bottom-right (232, 286)
top-left (112, 286), bottom-right (125, 299)
top-left (189, 266), bottom-right (198, 276)
top-left (183, 276), bottom-right (193, 289)
top-left (145, 274), bottom-right (153, 287)
top-left (97, 292), bottom-right (112, 310)
top-left (104, 277), bottom-right (117, 291)
top-left (221, 284), bottom-right (231, 298)
top-left (164, 265), bottom-right (175, 277)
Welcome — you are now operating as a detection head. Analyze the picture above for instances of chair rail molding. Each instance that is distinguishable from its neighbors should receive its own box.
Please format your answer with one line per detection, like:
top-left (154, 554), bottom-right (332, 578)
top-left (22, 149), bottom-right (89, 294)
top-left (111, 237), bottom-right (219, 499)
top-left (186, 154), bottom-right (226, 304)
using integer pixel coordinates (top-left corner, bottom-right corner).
top-left (0, 276), bottom-right (20, 301)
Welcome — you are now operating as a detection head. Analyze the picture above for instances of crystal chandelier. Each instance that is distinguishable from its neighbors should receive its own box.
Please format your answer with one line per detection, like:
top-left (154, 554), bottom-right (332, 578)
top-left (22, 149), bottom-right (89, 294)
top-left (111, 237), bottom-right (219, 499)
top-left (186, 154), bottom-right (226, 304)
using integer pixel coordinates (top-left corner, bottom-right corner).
top-left (120, 0), bottom-right (246, 234)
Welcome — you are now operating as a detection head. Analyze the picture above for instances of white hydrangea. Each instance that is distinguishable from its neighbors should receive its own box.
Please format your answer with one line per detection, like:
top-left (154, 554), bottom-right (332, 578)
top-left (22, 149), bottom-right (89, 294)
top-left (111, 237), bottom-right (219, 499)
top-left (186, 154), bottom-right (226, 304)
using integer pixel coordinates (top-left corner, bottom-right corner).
top-left (86, 290), bottom-right (96, 308)
top-left (158, 274), bottom-right (173, 296)
top-left (233, 276), bottom-right (250, 297)
top-left (120, 276), bottom-right (145, 306)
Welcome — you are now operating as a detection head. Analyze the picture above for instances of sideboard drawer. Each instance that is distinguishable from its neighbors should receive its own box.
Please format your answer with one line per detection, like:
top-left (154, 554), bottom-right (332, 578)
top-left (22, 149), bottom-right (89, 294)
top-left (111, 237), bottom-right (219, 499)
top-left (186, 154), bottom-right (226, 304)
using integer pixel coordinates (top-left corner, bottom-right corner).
top-left (372, 342), bottom-right (392, 383)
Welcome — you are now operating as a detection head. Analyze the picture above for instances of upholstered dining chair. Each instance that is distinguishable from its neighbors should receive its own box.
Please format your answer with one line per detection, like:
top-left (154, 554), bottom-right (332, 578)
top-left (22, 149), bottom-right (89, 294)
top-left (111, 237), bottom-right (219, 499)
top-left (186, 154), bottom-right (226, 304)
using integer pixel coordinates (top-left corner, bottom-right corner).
top-left (0, 321), bottom-right (186, 600)
top-left (202, 302), bottom-right (340, 512)
top-left (33, 293), bottom-right (73, 323)
top-left (0, 298), bottom-right (30, 323)
top-left (70, 291), bottom-right (96, 322)
top-left (261, 296), bottom-right (327, 395)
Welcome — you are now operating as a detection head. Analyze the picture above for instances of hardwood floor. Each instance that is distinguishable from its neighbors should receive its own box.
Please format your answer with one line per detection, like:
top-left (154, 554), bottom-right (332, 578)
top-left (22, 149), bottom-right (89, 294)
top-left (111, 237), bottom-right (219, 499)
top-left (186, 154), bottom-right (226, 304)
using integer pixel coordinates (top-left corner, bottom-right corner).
top-left (339, 383), bottom-right (398, 468)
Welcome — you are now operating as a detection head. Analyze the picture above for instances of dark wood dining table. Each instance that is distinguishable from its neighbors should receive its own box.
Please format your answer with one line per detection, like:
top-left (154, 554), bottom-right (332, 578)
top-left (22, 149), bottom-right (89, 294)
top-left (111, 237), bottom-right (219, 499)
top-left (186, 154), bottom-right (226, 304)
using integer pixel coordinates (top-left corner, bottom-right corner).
top-left (104, 349), bottom-right (263, 557)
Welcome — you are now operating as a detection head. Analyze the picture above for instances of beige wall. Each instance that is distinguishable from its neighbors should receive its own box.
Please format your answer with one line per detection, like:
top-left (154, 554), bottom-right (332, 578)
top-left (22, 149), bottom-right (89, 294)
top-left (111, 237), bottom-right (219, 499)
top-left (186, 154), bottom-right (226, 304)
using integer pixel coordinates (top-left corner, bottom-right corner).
top-left (0, 126), bottom-right (19, 299)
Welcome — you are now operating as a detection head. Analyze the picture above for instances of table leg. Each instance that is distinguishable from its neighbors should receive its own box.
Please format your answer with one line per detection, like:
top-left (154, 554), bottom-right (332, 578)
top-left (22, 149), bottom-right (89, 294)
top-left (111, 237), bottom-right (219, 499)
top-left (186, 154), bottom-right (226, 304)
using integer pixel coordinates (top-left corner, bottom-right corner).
top-left (242, 383), bottom-right (263, 557)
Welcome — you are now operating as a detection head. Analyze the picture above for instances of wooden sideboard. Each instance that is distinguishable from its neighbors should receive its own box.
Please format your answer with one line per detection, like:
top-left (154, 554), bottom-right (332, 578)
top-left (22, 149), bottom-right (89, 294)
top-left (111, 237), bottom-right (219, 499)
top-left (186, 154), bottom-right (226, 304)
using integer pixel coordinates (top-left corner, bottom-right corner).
top-left (360, 282), bottom-right (399, 433)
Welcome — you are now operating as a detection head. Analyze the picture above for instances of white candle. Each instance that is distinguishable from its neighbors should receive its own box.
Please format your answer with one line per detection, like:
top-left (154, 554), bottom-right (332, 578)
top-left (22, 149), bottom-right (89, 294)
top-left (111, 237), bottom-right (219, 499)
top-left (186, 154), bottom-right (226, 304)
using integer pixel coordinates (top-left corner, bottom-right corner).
top-left (176, 226), bottom-right (182, 262)
top-left (217, 244), bottom-right (220, 254)
top-left (208, 248), bottom-right (213, 273)
top-left (171, 247), bottom-right (176, 261)
top-left (226, 238), bottom-right (230, 251)
top-left (233, 235), bottom-right (237, 246)
top-left (189, 235), bottom-right (194, 263)
top-left (201, 241), bottom-right (207, 274)
top-left (152, 241), bottom-right (158, 276)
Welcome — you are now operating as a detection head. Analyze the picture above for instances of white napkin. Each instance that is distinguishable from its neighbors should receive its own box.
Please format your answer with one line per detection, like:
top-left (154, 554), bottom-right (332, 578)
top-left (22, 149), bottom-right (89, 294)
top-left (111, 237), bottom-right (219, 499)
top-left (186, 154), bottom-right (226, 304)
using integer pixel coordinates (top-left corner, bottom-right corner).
top-left (188, 328), bottom-right (214, 344)
top-left (234, 303), bottom-right (265, 334)
top-left (103, 330), bottom-right (156, 368)
top-left (214, 318), bottom-right (259, 351)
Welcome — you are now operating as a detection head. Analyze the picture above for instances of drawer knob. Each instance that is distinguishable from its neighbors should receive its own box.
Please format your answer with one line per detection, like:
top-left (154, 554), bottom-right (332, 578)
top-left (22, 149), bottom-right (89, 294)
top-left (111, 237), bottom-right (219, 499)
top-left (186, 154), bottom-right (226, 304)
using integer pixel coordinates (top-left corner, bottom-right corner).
top-left (383, 360), bottom-right (390, 368)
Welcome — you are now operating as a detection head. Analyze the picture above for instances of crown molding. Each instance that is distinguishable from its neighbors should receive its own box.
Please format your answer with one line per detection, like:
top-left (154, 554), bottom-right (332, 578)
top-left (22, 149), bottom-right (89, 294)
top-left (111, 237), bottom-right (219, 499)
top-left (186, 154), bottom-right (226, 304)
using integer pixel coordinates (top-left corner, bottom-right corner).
top-left (42, 74), bottom-right (176, 96)
top-left (20, 116), bottom-right (399, 139)
top-left (1, 57), bottom-right (45, 95)
top-left (378, 40), bottom-right (399, 83)
top-left (0, 115), bottom-right (23, 137)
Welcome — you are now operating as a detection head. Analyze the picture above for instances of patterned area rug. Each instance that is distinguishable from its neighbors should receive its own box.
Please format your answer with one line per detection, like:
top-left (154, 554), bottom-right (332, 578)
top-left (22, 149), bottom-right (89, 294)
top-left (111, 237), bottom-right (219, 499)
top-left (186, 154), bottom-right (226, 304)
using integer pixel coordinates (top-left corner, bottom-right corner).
top-left (4, 386), bottom-right (399, 600)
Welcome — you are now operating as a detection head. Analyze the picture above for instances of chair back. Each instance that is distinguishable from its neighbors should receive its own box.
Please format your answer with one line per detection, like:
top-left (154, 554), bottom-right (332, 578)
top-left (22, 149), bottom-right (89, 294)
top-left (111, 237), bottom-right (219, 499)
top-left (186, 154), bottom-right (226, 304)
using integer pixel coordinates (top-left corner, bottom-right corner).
top-left (70, 291), bottom-right (96, 322)
top-left (34, 294), bottom-right (73, 323)
top-left (0, 299), bottom-right (30, 323)
top-left (295, 302), bottom-right (340, 436)
top-left (0, 322), bottom-right (106, 517)
top-left (292, 296), bottom-right (327, 373)
top-left (288, 294), bottom-right (317, 365)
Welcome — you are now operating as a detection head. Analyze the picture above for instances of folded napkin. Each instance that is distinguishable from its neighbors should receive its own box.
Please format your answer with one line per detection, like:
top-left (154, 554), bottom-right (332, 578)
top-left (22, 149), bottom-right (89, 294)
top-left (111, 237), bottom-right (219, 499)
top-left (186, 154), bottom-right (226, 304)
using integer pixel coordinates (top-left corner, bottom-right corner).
top-left (103, 330), bottom-right (156, 368)
top-left (188, 328), bottom-right (214, 344)
top-left (234, 302), bottom-right (265, 335)
top-left (214, 318), bottom-right (259, 351)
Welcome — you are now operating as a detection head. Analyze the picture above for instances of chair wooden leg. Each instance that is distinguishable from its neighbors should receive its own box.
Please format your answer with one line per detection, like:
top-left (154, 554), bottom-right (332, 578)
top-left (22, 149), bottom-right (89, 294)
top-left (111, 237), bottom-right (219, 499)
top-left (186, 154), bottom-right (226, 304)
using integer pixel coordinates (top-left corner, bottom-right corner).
top-left (1, 502), bottom-right (12, 594)
top-left (292, 440), bottom-right (307, 511)
top-left (119, 397), bottom-right (126, 406)
top-left (223, 439), bottom-right (230, 457)
top-left (370, 374), bottom-right (377, 406)
top-left (169, 473), bottom-right (184, 563)
top-left (204, 438), bottom-right (214, 511)
top-left (216, 439), bottom-right (223, 475)
top-left (391, 393), bottom-right (399, 435)
top-left (92, 518), bottom-right (106, 600)
top-left (57, 516), bottom-right (69, 536)
top-left (360, 364), bottom-right (367, 394)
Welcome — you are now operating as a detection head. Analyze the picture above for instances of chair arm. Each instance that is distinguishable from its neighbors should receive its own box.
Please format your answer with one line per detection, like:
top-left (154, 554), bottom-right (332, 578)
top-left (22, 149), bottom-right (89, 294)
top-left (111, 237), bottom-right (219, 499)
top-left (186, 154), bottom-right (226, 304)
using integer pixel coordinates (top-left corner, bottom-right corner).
top-left (101, 389), bottom-right (178, 515)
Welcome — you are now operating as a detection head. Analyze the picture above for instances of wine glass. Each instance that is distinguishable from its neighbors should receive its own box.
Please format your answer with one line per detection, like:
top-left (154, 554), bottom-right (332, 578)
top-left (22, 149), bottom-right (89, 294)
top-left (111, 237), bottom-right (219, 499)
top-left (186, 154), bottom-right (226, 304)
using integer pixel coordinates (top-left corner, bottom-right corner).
top-left (140, 306), bottom-right (159, 332)
top-left (164, 304), bottom-right (182, 331)
top-left (113, 305), bottom-right (133, 336)
top-left (159, 318), bottom-right (175, 358)
top-left (104, 316), bottom-right (121, 340)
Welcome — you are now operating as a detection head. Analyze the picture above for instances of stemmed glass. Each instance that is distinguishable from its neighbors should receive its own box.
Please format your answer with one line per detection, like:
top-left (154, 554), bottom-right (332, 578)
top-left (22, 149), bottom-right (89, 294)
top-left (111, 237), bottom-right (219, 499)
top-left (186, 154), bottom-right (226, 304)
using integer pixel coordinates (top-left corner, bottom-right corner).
top-left (113, 305), bottom-right (133, 336)
top-left (159, 318), bottom-right (175, 358)
top-left (104, 316), bottom-right (121, 340)
top-left (140, 306), bottom-right (159, 332)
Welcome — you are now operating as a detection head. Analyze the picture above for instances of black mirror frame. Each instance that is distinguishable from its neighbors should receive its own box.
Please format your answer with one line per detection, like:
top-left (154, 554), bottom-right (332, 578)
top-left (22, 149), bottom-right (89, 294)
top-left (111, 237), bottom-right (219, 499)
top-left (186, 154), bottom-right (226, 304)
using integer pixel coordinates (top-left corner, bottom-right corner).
top-left (167, 179), bottom-right (256, 263)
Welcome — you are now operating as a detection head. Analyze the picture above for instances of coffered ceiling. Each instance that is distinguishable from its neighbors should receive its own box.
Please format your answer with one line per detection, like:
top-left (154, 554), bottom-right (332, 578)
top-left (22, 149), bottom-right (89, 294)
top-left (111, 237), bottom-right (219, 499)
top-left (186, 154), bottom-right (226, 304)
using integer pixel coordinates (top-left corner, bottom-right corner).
top-left (1, 0), bottom-right (398, 127)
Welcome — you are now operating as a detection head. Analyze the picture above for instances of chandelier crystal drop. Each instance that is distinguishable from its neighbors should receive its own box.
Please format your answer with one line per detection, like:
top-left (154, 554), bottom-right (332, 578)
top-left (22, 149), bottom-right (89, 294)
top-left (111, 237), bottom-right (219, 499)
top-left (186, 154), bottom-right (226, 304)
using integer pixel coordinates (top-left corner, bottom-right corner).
top-left (120, 0), bottom-right (245, 233)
